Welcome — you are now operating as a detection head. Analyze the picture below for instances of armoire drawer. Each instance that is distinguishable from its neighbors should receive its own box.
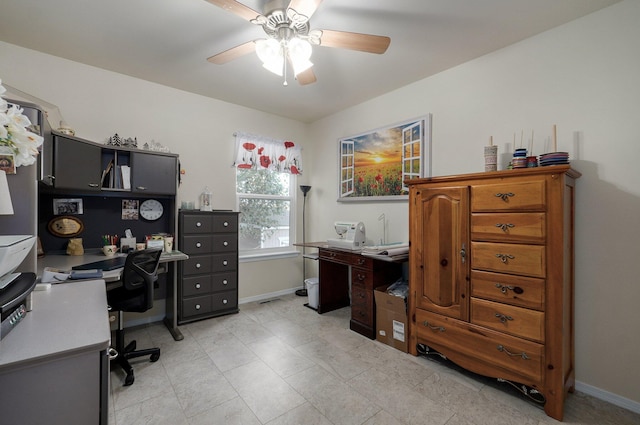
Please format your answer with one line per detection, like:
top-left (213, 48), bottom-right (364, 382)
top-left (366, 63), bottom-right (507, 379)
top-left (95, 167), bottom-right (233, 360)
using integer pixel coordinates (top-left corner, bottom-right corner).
top-left (211, 253), bottom-right (237, 272)
top-left (470, 298), bottom-right (545, 343)
top-left (471, 270), bottom-right (544, 310)
top-left (415, 309), bottom-right (544, 384)
top-left (182, 275), bottom-right (213, 297)
top-left (212, 234), bottom-right (238, 253)
top-left (471, 212), bottom-right (546, 243)
top-left (212, 272), bottom-right (237, 291)
top-left (182, 214), bottom-right (213, 233)
top-left (182, 295), bottom-right (213, 317)
top-left (182, 256), bottom-right (213, 275)
top-left (471, 180), bottom-right (545, 212)
top-left (471, 242), bottom-right (545, 278)
top-left (182, 235), bottom-right (214, 254)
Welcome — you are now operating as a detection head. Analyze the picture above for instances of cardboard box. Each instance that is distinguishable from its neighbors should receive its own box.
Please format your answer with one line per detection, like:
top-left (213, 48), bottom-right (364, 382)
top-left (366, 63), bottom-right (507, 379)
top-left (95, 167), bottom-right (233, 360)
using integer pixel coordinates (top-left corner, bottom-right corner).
top-left (374, 284), bottom-right (408, 352)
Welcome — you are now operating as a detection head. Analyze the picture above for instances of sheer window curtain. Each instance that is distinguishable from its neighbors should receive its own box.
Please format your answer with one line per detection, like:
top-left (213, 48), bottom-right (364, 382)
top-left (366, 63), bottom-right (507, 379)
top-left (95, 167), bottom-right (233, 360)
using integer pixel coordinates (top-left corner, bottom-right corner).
top-left (233, 132), bottom-right (303, 175)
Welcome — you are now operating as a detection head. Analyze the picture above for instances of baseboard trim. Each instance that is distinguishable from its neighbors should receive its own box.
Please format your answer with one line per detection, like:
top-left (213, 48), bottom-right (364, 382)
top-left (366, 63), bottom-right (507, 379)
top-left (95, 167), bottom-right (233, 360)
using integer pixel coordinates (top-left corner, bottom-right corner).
top-left (575, 380), bottom-right (640, 414)
top-left (239, 287), bottom-right (300, 305)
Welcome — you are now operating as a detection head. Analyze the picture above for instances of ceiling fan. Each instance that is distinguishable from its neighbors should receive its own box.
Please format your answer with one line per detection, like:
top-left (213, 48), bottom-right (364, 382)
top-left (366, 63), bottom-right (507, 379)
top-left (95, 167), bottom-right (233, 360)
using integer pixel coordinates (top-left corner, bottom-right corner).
top-left (206, 0), bottom-right (391, 85)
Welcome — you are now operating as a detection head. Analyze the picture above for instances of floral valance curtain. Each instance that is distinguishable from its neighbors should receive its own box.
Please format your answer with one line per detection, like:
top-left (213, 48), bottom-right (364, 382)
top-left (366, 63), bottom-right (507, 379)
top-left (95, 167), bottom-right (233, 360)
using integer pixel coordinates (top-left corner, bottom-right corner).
top-left (233, 132), bottom-right (303, 175)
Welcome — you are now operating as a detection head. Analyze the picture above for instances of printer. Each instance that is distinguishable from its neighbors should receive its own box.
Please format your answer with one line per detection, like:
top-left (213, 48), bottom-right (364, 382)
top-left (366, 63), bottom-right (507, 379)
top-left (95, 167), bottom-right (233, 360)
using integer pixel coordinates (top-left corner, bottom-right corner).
top-left (327, 221), bottom-right (366, 251)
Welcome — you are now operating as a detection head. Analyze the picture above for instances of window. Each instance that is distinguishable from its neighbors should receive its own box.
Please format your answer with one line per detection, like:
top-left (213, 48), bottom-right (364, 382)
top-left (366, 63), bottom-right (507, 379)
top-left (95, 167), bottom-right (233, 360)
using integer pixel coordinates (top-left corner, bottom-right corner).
top-left (236, 168), bottom-right (295, 253)
top-left (233, 132), bottom-right (302, 257)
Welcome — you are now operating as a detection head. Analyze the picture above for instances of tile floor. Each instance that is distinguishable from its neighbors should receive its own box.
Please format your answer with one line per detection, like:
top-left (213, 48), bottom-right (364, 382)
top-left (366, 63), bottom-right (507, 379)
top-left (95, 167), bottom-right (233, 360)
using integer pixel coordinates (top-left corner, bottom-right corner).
top-left (108, 294), bottom-right (639, 425)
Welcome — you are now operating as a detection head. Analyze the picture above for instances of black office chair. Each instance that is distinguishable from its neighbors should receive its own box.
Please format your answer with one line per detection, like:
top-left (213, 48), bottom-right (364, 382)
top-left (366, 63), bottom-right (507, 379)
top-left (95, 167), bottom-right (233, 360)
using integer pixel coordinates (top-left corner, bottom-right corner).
top-left (107, 248), bottom-right (162, 386)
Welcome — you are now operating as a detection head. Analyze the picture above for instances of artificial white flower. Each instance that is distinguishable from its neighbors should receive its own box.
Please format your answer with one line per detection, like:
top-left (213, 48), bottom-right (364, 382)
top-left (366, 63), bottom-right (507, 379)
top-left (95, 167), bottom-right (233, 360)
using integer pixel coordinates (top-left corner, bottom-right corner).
top-left (0, 78), bottom-right (44, 167)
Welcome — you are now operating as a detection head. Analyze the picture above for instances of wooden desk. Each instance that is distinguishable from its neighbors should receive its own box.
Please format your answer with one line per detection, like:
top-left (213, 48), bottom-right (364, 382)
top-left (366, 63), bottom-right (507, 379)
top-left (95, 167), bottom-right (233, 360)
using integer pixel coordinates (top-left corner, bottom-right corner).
top-left (301, 243), bottom-right (404, 339)
top-left (0, 280), bottom-right (110, 424)
top-left (38, 250), bottom-right (189, 341)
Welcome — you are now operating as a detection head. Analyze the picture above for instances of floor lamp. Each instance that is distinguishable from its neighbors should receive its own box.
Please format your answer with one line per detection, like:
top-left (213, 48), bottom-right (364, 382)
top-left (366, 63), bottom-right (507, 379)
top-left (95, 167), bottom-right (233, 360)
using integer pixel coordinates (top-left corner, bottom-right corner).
top-left (295, 185), bottom-right (311, 297)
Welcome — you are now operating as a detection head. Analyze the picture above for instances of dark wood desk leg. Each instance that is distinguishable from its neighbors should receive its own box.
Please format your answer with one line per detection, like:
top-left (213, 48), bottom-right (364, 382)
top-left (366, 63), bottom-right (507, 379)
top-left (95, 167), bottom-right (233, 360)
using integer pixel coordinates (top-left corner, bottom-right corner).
top-left (163, 261), bottom-right (184, 341)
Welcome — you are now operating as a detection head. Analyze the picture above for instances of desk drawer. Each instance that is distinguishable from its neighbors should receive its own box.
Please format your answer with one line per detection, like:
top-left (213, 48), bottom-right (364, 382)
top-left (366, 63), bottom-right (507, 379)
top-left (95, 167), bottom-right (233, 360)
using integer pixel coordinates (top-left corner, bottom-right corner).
top-left (211, 253), bottom-right (237, 272)
top-left (352, 267), bottom-right (374, 290)
top-left (182, 235), bottom-right (213, 254)
top-left (182, 275), bottom-right (213, 297)
top-left (351, 283), bottom-right (373, 326)
top-left (319, 249), bottom-right (370, 267)
top-left (212, 234), bottom-right (237, 253)
top-left (182, 255), bottom-right (213, 275)
top-left (182, 214), bottom-right (213, 233)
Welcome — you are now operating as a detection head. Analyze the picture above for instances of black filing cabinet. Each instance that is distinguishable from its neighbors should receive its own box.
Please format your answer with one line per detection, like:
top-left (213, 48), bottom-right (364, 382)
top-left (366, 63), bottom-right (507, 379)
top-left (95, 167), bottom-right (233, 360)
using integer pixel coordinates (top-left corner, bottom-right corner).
top-left (178, 211), bottom-right (239, 324)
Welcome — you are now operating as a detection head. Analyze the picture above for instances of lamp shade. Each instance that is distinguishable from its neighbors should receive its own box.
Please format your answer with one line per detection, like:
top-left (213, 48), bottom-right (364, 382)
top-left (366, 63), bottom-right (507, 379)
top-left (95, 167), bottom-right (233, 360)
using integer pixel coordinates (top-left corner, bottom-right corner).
top-left (0, 170), bottom-right (14, 215)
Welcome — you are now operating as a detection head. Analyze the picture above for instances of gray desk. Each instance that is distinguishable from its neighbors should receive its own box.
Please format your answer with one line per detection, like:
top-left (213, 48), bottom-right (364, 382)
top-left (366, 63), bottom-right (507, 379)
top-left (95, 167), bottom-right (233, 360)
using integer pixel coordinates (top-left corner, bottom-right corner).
top-left (0, 280), bottom-right (111, 424)
top-left (38, 250), bottom-right (189, 341)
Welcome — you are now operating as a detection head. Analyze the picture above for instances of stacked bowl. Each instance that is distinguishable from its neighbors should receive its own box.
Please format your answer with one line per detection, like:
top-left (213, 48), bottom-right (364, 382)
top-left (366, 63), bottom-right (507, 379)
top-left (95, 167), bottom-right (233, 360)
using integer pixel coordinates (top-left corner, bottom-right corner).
top-left (539, 152), bottom-right (569, 166)
top-left (512, 148), bottom-right (528, 168)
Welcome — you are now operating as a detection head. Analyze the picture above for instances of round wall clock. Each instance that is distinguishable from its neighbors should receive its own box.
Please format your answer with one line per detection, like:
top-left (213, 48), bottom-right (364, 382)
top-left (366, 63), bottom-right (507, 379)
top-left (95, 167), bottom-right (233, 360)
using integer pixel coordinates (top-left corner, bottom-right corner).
top-left (140, 199), bottom-right (164, 221)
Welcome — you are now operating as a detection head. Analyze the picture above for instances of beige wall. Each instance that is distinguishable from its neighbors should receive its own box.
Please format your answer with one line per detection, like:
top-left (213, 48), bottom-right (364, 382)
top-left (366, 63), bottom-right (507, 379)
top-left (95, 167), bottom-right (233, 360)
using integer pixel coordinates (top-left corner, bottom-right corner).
top-left (306, 0), bottom-right (640, 410)
top-left (1, 0), bottom-right (638, 411)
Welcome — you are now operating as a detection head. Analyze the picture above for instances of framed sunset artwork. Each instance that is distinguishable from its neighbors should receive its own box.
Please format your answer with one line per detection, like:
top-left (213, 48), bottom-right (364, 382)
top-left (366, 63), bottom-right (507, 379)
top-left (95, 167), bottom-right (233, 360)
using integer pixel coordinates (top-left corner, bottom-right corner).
top-left (337, 115), bottom-right (431, 201)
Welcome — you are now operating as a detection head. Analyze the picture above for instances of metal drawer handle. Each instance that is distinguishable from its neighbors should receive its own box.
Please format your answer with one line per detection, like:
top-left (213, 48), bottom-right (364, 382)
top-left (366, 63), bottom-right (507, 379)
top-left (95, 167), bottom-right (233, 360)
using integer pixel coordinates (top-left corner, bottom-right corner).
top-left (497, 345), bottom-right (529, 360)
top-left (423, 321), bottom-right (445, 332)
top-left (495, 313), bottom-right (514, 323)
top-left (136, 186), bottom-right (147, 191)
top-left (223, 299), bottom-right (228, 304)
top-left (195, 263), bottom-right (201, 269)
top-left (196, 242), bottom-right (202, 248)
top-left (196, 222), bottom-right (202, 227)
top-left (195, 304), bottom-right (201, 310)
top-left (195, 283), bottom-right (201, 289)
top-left (222, 260), bottom-right (228, 266)
top-left (356, 273), bottom-right (366, 281)
top-left (495, 283), bottom-right (524, 294)
top-left (495, 192), bottom-right (515, 202)
top-left (89, 183), bottom-right (99, 187)
top-left (495, 253), bottom-right (515, 263)
top-left (222, 279), bottom-right (228, 285)
top-left (357, 258), bottom-right (366, 265)
top-left (495, 223), bottom-right (515, 232)
top-left (223, 241), bottom-right (228, 246)
top-left (223, 221), bottom-right (229, 227)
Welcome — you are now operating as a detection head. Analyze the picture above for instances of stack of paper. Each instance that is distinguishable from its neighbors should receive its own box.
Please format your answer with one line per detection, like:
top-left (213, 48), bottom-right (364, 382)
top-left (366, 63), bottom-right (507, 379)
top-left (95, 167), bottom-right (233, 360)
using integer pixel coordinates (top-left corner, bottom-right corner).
top-left (361, 242), bottom-right (409, 262)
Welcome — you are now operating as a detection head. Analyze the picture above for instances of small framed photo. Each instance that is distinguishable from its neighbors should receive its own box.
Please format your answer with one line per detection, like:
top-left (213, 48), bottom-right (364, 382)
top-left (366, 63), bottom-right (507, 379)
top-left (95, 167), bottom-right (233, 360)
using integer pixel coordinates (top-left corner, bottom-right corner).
top-left (53, 198), bottom-right (83, 215)
top-left (122, 199), bottom-right (139, 220)
top-left (0, 153), bottom-right (16, 175)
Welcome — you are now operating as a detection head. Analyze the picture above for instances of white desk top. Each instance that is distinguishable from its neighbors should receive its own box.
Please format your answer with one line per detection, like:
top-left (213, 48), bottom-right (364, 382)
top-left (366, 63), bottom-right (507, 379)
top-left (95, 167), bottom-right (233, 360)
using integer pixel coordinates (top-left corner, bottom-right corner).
top-left (0, 279), bottom-right (111, 372)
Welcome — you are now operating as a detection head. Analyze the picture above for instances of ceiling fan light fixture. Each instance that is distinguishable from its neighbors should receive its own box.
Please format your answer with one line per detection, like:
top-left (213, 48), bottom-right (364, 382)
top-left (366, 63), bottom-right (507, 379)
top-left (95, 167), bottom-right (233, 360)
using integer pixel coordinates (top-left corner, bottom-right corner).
top-left (288, 37), bottom-right (313, 75)
top-left (256, 38), bottom-right (284, 76)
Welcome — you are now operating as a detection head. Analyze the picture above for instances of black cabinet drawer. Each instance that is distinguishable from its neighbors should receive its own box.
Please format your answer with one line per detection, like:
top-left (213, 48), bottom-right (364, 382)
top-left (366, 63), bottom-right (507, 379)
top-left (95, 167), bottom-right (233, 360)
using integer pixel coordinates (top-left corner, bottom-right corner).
top-left (213, 214), bottom-right (238, 233)
top-left (212, 291), bottom-right (237, 311)
top-left (211, 253), bottom-right (237, 272)
top-left (182, 295), bottom-right (213, 317)
top-left (212, 234), bottom-right (237, 253)
top-left (182, 275), bottom-right (213, 297)
top-left (212, 272), bottom-right (237, 291)
top-left (182, 256), bottom-right (213, 275)
top-left (183, 214), bottom-right (213, 233)
top-left (182, 235), bottom-right (214, 254)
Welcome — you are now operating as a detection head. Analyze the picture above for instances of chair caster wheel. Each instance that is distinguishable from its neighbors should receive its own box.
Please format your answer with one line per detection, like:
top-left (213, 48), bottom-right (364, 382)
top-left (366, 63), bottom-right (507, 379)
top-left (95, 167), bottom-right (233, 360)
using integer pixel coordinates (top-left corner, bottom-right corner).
top-left (150, 353), bottom-right (160, 362)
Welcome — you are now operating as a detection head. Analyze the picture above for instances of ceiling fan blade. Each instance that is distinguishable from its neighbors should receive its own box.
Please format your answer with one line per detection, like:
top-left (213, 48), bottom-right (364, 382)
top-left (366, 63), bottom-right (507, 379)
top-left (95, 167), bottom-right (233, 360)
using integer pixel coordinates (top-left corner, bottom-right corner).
top-left (207, 41), bottom-right (256, 64)
top-left (287, 0), bottom-right (323, 21)
top-left (205, 0), bottom-right (261, 22)
top-left (296, 67), bottom-right (317, 85)
top-left (319, 30), bottom-right (390, 54)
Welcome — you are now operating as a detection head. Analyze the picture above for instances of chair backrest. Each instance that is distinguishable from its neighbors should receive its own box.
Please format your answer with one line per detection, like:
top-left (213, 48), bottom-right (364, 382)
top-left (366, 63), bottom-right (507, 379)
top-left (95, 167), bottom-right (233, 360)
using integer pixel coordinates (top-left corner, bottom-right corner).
top-left (122, 248), bottom-right (162, 311)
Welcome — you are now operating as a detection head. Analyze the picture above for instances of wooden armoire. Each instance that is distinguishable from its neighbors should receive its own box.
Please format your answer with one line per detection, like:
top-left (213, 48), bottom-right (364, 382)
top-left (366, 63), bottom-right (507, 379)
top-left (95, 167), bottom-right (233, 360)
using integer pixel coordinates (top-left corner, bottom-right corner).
top-left (407, 165), bottom-right (580, 421)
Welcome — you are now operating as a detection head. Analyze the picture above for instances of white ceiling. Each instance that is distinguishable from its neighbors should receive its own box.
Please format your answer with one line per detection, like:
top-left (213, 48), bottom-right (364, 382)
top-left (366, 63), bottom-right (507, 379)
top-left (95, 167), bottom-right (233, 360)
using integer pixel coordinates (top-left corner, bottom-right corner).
top-left (0, 0), bottom-right (620, 123)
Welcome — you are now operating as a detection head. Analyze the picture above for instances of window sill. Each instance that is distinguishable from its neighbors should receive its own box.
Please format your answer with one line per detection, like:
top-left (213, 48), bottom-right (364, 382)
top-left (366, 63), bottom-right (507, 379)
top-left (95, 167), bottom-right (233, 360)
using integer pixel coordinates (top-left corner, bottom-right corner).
top-left (239, 250), bottom-right (300, 263)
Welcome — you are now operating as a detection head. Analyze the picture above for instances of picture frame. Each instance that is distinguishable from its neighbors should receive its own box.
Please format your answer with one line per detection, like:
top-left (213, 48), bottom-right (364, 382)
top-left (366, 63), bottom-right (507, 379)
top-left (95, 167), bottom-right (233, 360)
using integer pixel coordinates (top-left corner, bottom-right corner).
top-left (53, 198), bottom-right (83, 215)
top-left (337, 114), bottom-right (431, 202)
top-left (0, 153), bottom-right (16, 175)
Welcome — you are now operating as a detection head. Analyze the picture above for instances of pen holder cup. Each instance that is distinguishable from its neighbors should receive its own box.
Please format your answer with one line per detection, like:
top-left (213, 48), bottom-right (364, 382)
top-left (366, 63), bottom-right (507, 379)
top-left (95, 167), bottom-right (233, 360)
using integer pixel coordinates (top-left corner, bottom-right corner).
top-left (103, 245), bottom-right (118, 257)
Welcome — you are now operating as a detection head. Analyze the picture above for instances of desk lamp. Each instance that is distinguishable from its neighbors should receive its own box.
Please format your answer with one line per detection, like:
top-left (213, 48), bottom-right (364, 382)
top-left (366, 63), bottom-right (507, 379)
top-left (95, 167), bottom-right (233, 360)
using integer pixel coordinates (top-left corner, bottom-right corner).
top-left (295, 185), bottom-right (311, 296)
